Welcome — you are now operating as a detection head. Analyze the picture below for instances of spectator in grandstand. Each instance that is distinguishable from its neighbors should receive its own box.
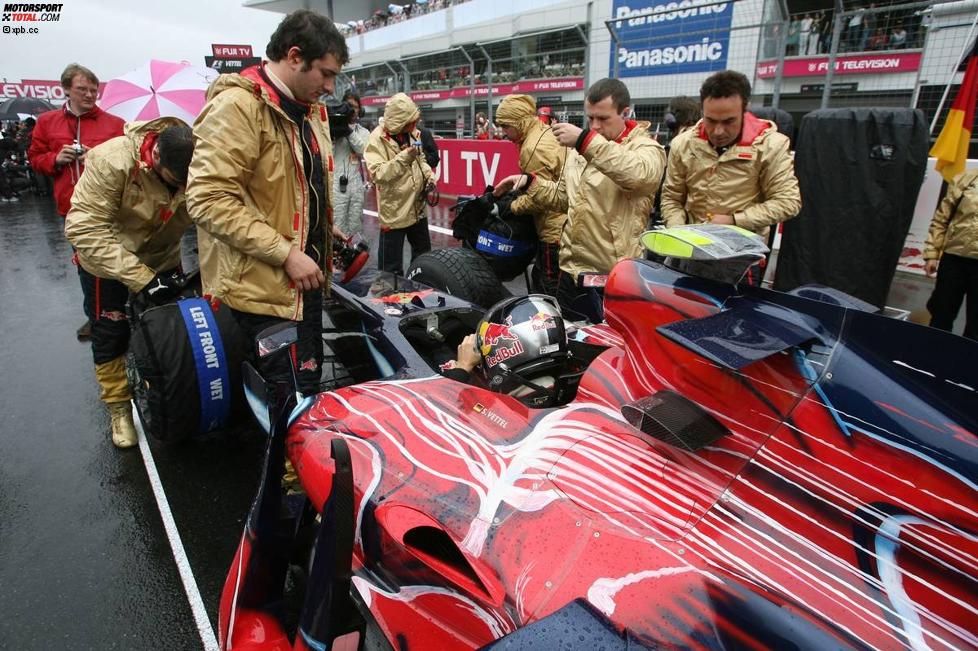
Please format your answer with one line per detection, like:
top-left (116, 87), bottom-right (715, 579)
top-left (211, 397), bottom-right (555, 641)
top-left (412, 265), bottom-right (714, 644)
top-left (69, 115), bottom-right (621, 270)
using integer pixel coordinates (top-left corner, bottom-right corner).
top-left (799, 14), bottom-right (814, 55)
top-left (846, 6), bottom-right (864, 51)
top-left (819, 10), bottom-right (833, 54)
top-left (493, 78), bottom-right (665, 321)
top-left (868, 27), bottom-right (889, 50)
top-left (364, 92), bottom-right (436, 275)
top-left (890, 23), bottom-right (907, 48)
top-left (495, 94), bottom-right (568, 297)
top-left (808, 13), bottom-right (823, 55)
top-left (537, 106), bottom-right (554, 126)
top-left (660, 71), bottom-right (801, 285)
top-left (787, 16), bottom-right (801, 56)
top-left (29, 63), bottom-right (125, 341)
top-left (475, 112), bottom-right (490, 139)
top-left (923, 170), bottom-right (978, 341)
top-left (64, 119), bottom-right (193, 448)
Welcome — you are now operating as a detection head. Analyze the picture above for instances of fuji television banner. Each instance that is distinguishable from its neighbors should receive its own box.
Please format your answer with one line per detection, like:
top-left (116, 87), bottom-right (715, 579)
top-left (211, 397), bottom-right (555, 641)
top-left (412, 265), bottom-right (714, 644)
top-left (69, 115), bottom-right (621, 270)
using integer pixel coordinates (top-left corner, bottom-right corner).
top-left (611, 0), bottom-right (734, 78)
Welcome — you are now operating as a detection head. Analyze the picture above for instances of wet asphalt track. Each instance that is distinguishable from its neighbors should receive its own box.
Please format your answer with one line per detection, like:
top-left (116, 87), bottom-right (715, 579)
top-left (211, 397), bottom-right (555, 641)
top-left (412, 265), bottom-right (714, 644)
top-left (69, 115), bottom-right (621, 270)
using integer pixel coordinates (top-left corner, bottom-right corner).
top-left (0, 193), bottom-right (468, 650)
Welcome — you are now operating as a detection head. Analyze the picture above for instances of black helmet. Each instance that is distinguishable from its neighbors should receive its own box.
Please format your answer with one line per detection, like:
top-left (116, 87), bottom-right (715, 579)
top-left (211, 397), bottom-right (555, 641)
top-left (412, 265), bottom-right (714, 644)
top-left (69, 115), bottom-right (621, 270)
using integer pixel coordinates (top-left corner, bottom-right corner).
top-left (476, 295), bottom-right (569, 406)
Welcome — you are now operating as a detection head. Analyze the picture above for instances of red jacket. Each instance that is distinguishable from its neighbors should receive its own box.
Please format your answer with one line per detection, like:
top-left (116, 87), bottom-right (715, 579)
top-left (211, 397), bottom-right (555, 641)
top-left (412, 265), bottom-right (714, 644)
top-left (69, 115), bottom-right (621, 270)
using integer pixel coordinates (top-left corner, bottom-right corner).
top-left (28, 104), bottom-right (124, 216)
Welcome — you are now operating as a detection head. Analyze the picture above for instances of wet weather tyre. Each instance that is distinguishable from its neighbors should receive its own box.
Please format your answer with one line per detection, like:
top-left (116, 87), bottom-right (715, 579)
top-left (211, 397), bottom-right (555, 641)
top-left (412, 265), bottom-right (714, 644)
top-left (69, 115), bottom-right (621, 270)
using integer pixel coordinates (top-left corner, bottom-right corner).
top-left (407, 248), bottom-right (510, 308)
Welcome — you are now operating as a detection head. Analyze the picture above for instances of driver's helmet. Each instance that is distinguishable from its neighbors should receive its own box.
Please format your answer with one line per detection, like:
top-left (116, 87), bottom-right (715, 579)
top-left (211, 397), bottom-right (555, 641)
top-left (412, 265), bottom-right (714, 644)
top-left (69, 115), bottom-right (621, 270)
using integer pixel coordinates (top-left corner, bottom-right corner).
top-left (476, 295), bottom-right (568, 404)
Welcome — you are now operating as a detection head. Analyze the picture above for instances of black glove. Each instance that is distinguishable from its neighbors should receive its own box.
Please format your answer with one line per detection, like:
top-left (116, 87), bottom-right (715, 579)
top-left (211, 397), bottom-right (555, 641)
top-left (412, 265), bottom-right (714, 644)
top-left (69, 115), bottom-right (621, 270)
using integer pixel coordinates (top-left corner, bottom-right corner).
top-left (140, 270), bottom-right (185, 305)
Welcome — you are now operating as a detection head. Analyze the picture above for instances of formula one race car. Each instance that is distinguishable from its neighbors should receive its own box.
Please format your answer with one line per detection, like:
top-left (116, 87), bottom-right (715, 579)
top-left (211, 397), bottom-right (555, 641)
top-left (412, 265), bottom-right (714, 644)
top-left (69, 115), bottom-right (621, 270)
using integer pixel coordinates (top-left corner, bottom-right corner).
top-left (219, 225), bottom-right (978, 651)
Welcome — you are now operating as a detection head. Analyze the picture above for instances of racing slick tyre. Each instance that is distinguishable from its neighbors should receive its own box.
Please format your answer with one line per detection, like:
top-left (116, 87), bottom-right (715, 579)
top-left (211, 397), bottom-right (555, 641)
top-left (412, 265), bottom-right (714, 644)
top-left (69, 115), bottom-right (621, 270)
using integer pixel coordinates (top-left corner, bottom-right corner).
top-left (407, 247), bottom-right (510, 309)
top-left (126, 296), bottom-right (245, 443)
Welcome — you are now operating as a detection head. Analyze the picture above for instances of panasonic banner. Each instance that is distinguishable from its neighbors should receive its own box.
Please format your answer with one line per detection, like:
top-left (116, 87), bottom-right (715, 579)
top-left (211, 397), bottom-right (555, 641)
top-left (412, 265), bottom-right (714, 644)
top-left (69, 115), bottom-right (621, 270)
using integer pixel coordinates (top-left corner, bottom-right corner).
top-left (611, 0), bottom-right (733, 77)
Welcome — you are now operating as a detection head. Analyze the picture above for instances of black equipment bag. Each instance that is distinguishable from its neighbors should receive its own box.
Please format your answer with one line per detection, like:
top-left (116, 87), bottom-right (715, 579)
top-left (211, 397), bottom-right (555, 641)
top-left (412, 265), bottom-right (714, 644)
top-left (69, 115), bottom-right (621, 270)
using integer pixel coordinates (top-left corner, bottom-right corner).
top-left (127, 296), bottom-right (246, 443)
top-left (451, 187), bottom-right (537, 282)
top-left (774, 108), bottom-right (928, 308)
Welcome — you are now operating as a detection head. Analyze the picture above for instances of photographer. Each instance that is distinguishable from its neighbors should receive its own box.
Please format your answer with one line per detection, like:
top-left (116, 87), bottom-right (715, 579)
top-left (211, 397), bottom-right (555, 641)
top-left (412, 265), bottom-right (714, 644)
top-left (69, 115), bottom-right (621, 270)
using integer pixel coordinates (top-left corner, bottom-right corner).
top-left (364, 93), bottom-right (436, 275)
top-left (28, 63), bottom-right (124, 340)
top-left (330, 91), bottom-right (369, 238)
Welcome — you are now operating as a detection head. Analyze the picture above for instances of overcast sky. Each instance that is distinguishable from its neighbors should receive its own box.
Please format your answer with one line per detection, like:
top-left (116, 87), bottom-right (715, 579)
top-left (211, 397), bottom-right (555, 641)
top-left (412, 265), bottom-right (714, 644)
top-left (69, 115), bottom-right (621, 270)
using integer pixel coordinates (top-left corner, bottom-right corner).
top-left (0, 0), bottom-right (287, 82)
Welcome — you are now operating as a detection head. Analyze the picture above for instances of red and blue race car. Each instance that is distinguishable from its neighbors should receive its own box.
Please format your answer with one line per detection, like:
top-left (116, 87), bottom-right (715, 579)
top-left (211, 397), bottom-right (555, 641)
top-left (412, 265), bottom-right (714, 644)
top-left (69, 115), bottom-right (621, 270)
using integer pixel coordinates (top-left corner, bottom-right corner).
top-left (219, 225), bottom-right (978, 651)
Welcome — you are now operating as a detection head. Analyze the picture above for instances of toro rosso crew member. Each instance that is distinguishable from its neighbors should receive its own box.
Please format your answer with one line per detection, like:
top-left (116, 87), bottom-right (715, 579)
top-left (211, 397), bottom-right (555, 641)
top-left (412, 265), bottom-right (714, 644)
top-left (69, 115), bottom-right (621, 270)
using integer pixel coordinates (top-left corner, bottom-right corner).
top-left (923, 169), bottom-right (978, 340)
top-left (495, 94), bottom-right (568, 297)
top-left (64, 119), bottom-right (194, 448)
top-left (661, 70), bottom-right (801, 283)
top-left (364, 92), bottom-right (436, 275)
top-left (188, 10), bottom-right (349, 395)
top-left (494, 78), bottom-right (666, 320)
top-left (29, 63), bottom-right (125, 340)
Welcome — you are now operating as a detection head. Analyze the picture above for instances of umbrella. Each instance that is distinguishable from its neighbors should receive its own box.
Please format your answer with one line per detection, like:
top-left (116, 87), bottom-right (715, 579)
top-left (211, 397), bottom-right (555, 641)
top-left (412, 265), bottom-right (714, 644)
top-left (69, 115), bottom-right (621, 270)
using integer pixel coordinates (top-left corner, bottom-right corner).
top-left (100, 60), bottom-right (219, 124)
top-left (0, 97), bottom-right (55, 119)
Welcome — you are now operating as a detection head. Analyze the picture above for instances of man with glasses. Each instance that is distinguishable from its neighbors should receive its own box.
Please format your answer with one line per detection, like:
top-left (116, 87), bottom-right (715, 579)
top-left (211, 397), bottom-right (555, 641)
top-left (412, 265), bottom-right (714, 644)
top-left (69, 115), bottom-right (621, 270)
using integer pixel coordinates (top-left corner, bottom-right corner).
top-left (29, 64), bottom-right (125, 340)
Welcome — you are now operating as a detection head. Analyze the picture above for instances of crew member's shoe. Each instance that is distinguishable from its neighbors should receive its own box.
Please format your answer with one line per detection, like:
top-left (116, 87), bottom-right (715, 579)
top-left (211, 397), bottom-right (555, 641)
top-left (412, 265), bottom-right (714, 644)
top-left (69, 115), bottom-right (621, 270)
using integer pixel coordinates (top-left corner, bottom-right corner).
top-left (108, 401), bottom-right (138, 449)
top-left (77, 319), bottom-right (92, 341)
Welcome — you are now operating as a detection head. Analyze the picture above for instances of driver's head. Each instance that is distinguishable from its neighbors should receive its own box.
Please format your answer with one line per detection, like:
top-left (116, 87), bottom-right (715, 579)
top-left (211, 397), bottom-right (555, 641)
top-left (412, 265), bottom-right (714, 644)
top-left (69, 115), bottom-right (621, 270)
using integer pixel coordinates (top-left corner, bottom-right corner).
top-left (476, 295), bottom-right (569, 407)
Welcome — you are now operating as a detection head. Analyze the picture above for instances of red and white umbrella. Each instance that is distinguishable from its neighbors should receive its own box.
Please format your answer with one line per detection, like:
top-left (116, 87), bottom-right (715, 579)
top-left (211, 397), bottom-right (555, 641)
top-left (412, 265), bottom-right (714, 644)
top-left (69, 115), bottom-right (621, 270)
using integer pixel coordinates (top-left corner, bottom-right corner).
top-left (100, 60), bottom-right (219, 124)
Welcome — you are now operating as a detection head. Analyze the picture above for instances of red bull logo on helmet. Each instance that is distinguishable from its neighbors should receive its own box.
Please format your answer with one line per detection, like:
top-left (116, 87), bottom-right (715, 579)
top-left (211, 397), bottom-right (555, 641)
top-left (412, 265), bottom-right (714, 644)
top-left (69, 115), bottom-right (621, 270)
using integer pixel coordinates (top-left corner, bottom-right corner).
top-left (528, 311), bottom-right (556, 332)
top-left (484, 338), bottom-right (525, 368)
top-left (478, 316), bottom-right (517, 354)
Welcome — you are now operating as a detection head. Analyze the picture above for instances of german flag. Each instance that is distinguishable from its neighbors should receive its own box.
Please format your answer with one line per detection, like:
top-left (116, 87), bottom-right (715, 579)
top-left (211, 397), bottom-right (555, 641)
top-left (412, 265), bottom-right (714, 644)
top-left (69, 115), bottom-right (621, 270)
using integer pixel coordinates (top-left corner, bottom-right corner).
top-left (931, 38), bottom-right (978, 182)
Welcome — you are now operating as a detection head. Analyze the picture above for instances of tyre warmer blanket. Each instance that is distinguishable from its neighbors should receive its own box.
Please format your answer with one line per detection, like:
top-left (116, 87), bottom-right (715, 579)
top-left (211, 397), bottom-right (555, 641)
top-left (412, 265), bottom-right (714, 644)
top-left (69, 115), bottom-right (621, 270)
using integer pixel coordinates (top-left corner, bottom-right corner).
top-left (129, 296), bottom-right (244, 442)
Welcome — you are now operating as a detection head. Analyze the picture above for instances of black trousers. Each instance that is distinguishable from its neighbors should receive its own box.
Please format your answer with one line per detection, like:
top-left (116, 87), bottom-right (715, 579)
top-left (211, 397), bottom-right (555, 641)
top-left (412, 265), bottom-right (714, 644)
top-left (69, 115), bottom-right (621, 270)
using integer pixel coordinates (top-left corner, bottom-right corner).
top-left (231, 288), bottom-right (324, 395)
top-left (927, 253), bottom-right (978, 341)
top-left (556, 270), bottom-right (605, 324)
top-left (531, 241), bottom-right (560, 297)
top-left (378, 218), bottom-right (431, 275)
top-left (78, 265), bottom-right (130, 364)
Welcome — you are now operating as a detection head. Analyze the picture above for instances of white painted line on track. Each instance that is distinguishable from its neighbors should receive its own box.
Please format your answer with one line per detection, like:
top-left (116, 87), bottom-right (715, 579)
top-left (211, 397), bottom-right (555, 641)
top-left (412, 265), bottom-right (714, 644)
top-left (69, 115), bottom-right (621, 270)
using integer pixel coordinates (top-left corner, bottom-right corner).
top-left (362, 209), bottom-right (453, 236)
top-left (134, 406), bottom-right (220, 651)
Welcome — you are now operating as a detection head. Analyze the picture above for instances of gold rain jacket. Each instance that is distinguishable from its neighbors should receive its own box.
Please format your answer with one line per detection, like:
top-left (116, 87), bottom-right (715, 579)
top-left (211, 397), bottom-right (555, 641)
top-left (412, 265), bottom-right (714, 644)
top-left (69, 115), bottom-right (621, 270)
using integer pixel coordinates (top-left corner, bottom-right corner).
top-left (187, 66), bottom-right (334, 321)
top-left (66, 117), bottom-right (191, 291)
top-left (924, 169), bottom-right (978, 261)
top-left (364, 93), bottom-right (435, 230)
top-left (661, 112), bottom-right (801, 240)
top-left (526, 120), bottom-right (665, 276)
top-left (495, 94), bottom-right (567, 244)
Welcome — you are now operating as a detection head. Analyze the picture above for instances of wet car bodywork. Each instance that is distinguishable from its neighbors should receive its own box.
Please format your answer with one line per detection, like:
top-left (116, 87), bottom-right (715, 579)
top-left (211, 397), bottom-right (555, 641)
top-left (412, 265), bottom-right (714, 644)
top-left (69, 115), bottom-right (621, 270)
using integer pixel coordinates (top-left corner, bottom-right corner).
top-left (218, 248), bottom-right (978, 650)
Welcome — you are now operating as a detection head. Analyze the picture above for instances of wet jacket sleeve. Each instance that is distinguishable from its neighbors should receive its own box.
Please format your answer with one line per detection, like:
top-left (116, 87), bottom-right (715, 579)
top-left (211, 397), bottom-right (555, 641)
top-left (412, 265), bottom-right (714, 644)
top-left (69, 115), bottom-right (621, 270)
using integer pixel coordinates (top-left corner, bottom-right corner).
top-left (28, 116), bottom-right (58, 177)
top-left (580, 132), bottom-right (665, 196)
top-left (733, 136), bottom-right (801, 232)
top-left (64, 152), bottom-right (156, 291)
top-left (660, 145), bottom-right (690, 228)
top-left (525, 164), bottom-right (570, 214)
top-left (923, 172), bottom-right (972, 260)
top-left (364, 131), bottom-right (421, 183)
top-left (511, 136), bottom-right (565, 216)
top-left (186, 91), bottom-right (293, 268)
